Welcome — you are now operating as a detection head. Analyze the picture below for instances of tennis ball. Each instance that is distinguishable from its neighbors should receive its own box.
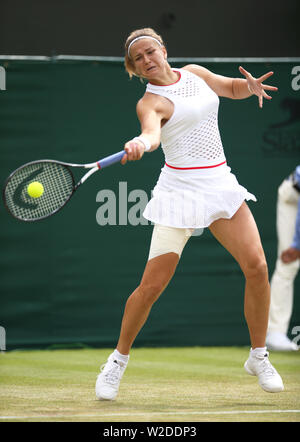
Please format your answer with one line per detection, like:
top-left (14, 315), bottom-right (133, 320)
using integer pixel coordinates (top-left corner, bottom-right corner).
top-left (27, 181), bottom-right (44, 198)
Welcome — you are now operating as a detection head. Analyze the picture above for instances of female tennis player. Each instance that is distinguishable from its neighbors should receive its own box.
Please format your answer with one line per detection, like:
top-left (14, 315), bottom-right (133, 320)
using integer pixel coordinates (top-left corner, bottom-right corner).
top-left (96, 28), bottom-right (284, 400)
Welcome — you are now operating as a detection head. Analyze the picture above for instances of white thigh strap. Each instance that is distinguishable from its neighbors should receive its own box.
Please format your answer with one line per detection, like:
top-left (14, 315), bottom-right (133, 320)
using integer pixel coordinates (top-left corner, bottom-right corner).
top-left (148, 224), bottom-right (193, 261)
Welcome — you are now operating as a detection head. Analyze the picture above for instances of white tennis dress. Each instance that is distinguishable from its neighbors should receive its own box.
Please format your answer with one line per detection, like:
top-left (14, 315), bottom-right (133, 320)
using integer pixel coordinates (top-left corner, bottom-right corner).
top-left (143, 68), bottom-right (256, 228)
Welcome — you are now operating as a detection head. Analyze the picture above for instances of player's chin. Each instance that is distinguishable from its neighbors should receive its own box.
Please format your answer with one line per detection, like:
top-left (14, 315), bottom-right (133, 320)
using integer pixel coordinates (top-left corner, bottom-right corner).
top-left (142, 67), bottom-right (158, 80)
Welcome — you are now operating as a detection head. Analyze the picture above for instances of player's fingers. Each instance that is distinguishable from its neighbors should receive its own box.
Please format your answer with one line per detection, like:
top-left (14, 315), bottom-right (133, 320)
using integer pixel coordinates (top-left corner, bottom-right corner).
top-left (132, 142), bottom-right (142, 160)
top-left (124, 142), bottom-right (135, 159)
top-left (262, 90), bottom-right (272, 100)
top-left (259, 95), bottom-right (263, 108)
top-left (132, 141), bottom-right (145, 160)
top-left (239, 66), bottom-right (249, 75)
top-left (258, 71), bottom-right (274, 82)
top-left (126, 142), bottom-right (143, 161)
top-left (263, 84), bottom-right (278, 91)
top-left (239, 65), bottom-right (251, 78)
top-left (123, 142), bottom-right (134, 163)
top-left (121, 153), bottom-right (128, 165)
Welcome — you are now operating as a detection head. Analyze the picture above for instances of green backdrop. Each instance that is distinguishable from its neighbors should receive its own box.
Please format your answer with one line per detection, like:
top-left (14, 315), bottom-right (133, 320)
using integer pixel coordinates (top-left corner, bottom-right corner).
top-left (0, 58), bottom-right (299, 349)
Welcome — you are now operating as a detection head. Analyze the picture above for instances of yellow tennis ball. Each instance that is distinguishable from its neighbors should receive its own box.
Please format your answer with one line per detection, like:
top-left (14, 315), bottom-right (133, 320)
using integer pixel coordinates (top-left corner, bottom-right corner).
top-left (27, 181), bottom-right (44, 198)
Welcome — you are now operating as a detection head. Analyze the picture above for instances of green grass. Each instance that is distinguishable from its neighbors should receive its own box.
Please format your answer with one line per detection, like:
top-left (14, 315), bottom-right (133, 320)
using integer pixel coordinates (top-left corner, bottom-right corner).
top-left (0, 347), bottom-right (299, 422)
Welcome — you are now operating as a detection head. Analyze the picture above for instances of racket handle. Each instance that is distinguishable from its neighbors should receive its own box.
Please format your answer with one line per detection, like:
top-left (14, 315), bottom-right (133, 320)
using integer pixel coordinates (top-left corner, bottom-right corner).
top-left (97, 150), bottom-right (125, 169)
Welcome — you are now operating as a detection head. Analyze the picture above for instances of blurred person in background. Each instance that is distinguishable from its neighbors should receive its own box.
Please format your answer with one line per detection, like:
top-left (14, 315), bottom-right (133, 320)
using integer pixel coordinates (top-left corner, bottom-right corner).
top-left (266, 165), bottom-right (300, 351)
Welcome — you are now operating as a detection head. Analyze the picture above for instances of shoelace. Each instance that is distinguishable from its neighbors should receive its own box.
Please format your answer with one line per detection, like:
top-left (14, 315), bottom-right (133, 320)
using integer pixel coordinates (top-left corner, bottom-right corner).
top-left (100, 360), bottom-right (122, 385)
top-left (255, 353), bottom-right (276, 378)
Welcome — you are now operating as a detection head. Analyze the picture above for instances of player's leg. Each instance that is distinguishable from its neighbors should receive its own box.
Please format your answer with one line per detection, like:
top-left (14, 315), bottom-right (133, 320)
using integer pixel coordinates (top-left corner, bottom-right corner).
top-left (116, 252), bottom-right (179, 355)
top-left (209, 201), bottom-right (269, 348)
top-left (116, 224), bottom-right (192, 355)
top-left (209, 202), bottom-right (283, 392)
top-left (96, 224), bottom-right (192, 400)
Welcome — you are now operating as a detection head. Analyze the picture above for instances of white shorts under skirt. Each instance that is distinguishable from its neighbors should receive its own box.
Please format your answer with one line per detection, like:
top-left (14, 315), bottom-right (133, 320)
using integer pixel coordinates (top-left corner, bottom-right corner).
top-left (143, 163), bottom-right (257, 229)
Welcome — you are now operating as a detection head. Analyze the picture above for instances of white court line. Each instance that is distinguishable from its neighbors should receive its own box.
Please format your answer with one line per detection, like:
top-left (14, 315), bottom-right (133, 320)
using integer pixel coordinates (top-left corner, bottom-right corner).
top-left (0, 410), bottom-right (300, 419)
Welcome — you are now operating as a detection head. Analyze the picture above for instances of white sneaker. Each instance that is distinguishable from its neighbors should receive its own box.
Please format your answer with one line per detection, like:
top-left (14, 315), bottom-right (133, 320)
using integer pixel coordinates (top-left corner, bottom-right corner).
top-left (244, 350), bottom-right (284, 393)
top-left (266, 332), bottom-right (299, 351)
top-left (95, 353), bottom-right (128, 400)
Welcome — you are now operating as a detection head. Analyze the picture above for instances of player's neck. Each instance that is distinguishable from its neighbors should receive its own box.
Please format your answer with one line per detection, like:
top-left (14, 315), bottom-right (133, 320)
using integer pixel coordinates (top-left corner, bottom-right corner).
top-left (148, 66), bottom-right (179, 86)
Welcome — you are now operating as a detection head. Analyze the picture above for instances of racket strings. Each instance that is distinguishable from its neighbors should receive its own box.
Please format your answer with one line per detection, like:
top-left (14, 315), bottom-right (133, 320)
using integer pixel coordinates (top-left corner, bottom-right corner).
top-left (4, 162), bottom-right (74, 221)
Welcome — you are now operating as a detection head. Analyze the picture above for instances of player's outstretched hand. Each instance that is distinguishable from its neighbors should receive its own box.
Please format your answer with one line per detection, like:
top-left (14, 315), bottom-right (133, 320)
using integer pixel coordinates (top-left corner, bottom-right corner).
top-left (239, 66), bottom-right (278, 109)
top-left (121, 139), bottom-right (145, 165)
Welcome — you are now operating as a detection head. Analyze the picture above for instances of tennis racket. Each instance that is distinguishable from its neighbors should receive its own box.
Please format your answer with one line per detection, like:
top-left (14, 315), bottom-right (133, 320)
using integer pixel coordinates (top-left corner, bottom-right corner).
top-left (3, 150), bottom-right (125, 222)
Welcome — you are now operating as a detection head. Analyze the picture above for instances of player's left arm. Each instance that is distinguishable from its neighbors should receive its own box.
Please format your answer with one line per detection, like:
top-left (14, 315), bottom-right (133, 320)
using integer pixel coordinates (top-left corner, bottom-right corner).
top-left (183, 64), bottom-right (278, 108)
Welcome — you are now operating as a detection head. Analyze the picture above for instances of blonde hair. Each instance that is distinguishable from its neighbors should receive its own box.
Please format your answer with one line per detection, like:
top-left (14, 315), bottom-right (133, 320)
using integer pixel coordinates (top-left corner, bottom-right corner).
top-left (124, 28), bottom-right (165, 79)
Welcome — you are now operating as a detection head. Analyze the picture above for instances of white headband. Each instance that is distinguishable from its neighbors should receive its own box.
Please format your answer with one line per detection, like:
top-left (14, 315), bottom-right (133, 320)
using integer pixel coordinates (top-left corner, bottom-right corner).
top-left (128, 36), bottom-right (162, 58)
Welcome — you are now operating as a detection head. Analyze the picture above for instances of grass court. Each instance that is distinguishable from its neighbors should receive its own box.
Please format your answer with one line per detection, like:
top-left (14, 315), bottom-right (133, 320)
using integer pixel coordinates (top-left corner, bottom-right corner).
top-left (0, 346), bottom-right (299, 422)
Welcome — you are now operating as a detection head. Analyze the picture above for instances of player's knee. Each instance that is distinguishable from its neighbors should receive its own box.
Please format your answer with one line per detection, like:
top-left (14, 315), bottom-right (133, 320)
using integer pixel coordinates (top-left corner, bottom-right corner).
top-left (243, 256), bottom-right (269, 283)
top-left (138, 280), bottom-right (165, 306)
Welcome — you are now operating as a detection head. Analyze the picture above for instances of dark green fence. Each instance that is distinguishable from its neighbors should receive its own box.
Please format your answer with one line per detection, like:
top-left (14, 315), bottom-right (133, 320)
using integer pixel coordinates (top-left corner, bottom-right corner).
top-left (1, 57), bottom-right (299, 349)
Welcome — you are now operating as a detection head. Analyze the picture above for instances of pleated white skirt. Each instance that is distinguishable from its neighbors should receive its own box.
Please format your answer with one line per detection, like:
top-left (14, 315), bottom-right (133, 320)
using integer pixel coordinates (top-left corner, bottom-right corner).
top-left (143, 163), bottom-right (257, 228)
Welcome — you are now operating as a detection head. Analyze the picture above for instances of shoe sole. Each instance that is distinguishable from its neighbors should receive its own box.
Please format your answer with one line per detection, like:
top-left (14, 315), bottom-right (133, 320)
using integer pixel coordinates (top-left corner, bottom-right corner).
top-left (95, 389), bottom-right (117, 401)
top-left (96, 395), bottom-right (116, 401)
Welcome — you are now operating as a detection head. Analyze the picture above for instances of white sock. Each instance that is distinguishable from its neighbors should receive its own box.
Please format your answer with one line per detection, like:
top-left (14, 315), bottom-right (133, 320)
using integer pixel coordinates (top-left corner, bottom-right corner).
top-left (251, 347), bottom-right (267, 356)
top-left (113, 349), bottom-right (129, 364)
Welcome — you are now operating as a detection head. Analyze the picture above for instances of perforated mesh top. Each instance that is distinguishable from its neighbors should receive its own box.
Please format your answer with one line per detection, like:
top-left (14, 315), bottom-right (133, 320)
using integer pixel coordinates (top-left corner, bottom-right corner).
top-left (146, 68), bottom-right (226, 168)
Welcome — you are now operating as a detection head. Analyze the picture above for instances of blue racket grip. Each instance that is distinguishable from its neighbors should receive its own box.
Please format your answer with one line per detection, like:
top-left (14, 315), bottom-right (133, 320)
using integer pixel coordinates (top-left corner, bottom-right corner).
top-left (97, 150), bottom-right (126, 169)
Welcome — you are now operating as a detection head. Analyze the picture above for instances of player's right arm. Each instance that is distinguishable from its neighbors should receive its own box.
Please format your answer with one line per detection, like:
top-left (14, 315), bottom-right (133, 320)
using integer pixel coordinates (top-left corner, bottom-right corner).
top-left (121, 94), bottom-right (164, 164)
